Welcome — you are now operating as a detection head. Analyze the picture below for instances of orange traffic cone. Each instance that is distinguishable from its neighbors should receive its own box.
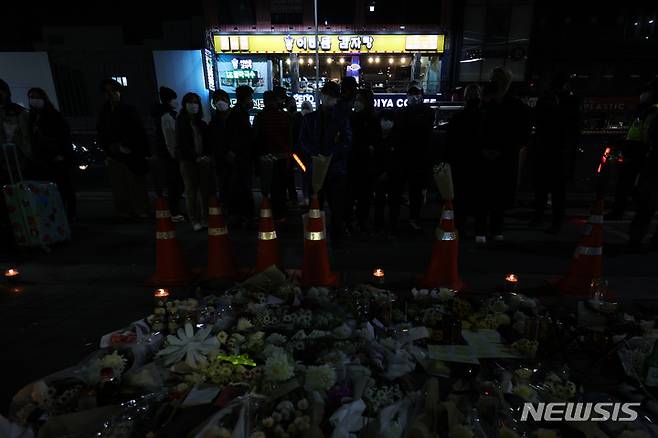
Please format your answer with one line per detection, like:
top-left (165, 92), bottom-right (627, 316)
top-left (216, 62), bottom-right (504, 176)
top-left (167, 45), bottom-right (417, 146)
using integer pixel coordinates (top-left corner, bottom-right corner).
top-left (147, 197), bottom-right (193, 286)
top-left (204, 196), bottom-right (238, 280)
top-left (557, 200), bottom-right (604, 296)
top-left (255, 196), bottom-right (280, 272)
top-left (300, 195), bottom-right (338, 287)
top-left (419, 200), bottom-right (465, 290)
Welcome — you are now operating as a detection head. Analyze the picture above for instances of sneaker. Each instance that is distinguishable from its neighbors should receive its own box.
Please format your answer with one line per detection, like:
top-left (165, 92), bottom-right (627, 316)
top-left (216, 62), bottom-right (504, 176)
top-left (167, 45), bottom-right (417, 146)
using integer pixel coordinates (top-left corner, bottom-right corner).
top-left (192, 222), bottom-right (203, 232)
top-left (493, 234), bottom-right (505, 242)
top-left (171, 214), bottom-right (185, 223)
top-left (409, 220), bottom-right (422, 231)
top-left (475, 235), bottom-right (487, 244)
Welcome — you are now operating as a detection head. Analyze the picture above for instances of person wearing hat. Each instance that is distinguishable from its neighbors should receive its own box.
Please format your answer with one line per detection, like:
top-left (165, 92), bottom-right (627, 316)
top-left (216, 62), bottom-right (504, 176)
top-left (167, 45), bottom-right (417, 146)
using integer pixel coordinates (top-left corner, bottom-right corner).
top-left (96, 78), bottom-right (150, 219)
top-left (300, 81), bottom-right (352, 244)
top-left (152, 86), bottom-right (184, 222)
top-left (398, 83), bottom-right (434, 231)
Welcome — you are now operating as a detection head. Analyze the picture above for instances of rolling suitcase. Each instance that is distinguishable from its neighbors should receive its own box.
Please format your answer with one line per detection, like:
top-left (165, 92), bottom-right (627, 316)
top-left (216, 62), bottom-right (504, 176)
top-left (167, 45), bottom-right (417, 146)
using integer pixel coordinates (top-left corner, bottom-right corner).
top-left (2, 143), bottom-right (71, 250)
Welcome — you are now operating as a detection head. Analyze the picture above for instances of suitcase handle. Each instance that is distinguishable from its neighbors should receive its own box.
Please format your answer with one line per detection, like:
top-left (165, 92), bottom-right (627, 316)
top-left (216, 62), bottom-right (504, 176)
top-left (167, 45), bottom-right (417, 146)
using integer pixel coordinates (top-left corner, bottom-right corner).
top-left (1, 143), bottom-right (25, 185)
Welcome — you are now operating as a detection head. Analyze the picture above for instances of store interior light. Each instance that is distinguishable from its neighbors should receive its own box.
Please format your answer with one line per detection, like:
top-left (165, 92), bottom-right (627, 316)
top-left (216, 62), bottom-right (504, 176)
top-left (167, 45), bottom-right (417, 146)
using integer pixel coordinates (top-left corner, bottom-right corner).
top-left (388, 58), bottom-right (394, 64)
top-left (308, 58), bottom-right (313, 64)
top-left (650, 19), bottom-right (655, 24)
top-left (327, 57), bottom-right (333, 64)
top-left (634, 22), bottom-right (639, 26)
top-left (299, 58), bottom-right (305, 64)
top-left (339, 57), bottom-right (345, 64)
top-left (375, 57), bottom-right (380, 63)
top-left (286, 59), bottom-right (291, 65)
top-left (400, 57), bottom-right (407, 64)
top-left (369, 5), bottom-right (375, 12)
top-left (368, 56), bottom-right (374, 63)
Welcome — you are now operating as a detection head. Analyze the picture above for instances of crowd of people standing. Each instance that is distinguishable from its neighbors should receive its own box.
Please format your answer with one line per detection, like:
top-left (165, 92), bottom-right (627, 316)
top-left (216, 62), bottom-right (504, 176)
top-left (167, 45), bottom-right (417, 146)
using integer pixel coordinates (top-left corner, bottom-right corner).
top-left (2, 71), bottom-right (658, 250)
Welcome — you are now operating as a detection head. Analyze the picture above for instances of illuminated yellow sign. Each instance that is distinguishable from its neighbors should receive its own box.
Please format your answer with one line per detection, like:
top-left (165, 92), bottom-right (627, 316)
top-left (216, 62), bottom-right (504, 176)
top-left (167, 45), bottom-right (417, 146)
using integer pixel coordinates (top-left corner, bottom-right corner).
top-left (214, 34), bottom-right (444, 54)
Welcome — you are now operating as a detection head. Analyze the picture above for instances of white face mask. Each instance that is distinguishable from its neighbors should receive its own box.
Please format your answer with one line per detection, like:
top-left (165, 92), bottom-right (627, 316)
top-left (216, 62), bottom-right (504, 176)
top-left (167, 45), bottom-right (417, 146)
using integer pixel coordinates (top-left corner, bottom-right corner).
top-left (215, 100), bottom-right (229, 112)
top-left (353, 101), bottom-right (365, 112)
top-left (168, 99), bottom-right (177, 109)
top-left (29, 98), bottom-right (45, 109)
top-left (186, 103), bottom-right (200, 114)
top-left (381, 120), bottom-right (394, 131)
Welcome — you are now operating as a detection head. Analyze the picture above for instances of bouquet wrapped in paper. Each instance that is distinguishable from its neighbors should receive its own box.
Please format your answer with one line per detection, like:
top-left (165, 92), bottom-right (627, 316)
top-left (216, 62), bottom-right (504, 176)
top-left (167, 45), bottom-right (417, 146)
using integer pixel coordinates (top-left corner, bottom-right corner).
top-left (311, 154), bottom-right (333, 194)
top-left (432, 163), bottom-right (454, 201)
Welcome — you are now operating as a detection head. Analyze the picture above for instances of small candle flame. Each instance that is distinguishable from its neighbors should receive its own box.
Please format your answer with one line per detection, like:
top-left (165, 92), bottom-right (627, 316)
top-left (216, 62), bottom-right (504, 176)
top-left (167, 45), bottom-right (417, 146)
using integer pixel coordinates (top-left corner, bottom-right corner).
top-left (10, 286), bottom-right (23, 293)
top-left (373, 268), bottom-right (385, 278)
top-left (505, 274), bottom-right (518, 283)
top-left (154, 288), bottom-right (170, 298)
top-left (5, 268), bottom-right (20, 277)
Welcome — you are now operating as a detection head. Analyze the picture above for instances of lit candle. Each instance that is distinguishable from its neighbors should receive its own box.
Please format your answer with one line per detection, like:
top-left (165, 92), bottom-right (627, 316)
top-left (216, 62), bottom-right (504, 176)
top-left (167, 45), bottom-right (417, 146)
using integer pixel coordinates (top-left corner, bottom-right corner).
top-left (505, 274), bottom-right (518, 292)
top-left (372, 268), bottom-right (385, 285)
top-left (4, 268), bottom-right (20, 283)
top-left (154, 288), bottom-right (170, 307)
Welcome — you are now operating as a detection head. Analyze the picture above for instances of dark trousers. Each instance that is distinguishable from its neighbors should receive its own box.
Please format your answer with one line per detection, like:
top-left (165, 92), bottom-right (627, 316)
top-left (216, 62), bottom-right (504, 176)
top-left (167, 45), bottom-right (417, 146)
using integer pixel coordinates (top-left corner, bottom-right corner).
top-left (265, 158), bottom-right (288, 219)
top-left (403, 168), bottom-right (426, 222)
top-left (374, 172), bottom-right (403, 231)
top-left (533, 151), bottom-right (568, 227)
top-left (318, 174), bottom-right (347, 242)
top-left (52, 162), bottom-right (77, 220)
top-left (475, 207), bottom-right (504, 237)
top-left (611, 144), bottom-right (648, 215)
top-left (165, 158), bottom-right (184, 216)
top-left (629, 162), bottom-right (658, 245)
top-left (228, 163), bottom-right (254, 219)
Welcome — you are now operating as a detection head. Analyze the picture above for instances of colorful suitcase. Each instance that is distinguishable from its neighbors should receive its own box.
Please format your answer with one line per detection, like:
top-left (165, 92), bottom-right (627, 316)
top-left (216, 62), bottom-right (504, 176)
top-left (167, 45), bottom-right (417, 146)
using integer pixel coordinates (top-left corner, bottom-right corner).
top-left (2, 144), bottom-right (71, 249)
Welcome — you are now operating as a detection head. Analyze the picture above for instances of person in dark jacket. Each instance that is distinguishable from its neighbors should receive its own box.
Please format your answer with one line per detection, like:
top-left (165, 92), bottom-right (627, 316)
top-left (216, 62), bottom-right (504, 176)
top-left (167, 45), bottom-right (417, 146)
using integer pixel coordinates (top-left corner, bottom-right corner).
top-left (475, 69), bottom-right (531, 243)
top-left (253, 90), bottom-right (292, 219)
top-left (339, 76), bottom-right (358, 113)
top-left (27, 88), bottom-right (76, 220)
top-left (629, 83), bottom-right (658, 250)
top-left (398, 84), bottom-right (434, 230)
top-left (209, 89), bottom-right (231, 203)
top-left (0, 78), bottom-right (31, 167)
top-left (347, 89), bottom-right (379, 233)
top-left (175, 92), bottom-right (213, 231)
top-left (152, 86), bottom-right (184, 222)
top-left (300, 81), bottom-right (352, 243)
top-left (286, 96), bottom-right (303, 204)
top-left (96, 78), bottom-right (149, 219)
top-left (531, 73), bottom-right (580, 233)
top-left (445, 84), bottom-right (483, 235)
top-left (224, 85), bottom-right (255, 224)
top-left (373, 110), bottom-right (404, 235)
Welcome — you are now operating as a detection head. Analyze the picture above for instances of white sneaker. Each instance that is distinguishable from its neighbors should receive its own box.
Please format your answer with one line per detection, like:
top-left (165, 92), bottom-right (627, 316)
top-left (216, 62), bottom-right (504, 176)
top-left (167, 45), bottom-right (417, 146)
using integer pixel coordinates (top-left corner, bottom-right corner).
top-left (475, 235), bottom-right (487, 244)
top-left (171, 214), bottom-right (185, 223)
top-left (192, 222), bottom-right (203, 232)
top-left (493, 234), bottom-right (504, 241)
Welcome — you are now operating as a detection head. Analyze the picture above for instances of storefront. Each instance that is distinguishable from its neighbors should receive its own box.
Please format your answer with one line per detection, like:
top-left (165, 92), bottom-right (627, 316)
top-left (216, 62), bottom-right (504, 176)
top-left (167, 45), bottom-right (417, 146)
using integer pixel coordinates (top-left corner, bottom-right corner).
top-left (205, 31), bottom-right (445, 110)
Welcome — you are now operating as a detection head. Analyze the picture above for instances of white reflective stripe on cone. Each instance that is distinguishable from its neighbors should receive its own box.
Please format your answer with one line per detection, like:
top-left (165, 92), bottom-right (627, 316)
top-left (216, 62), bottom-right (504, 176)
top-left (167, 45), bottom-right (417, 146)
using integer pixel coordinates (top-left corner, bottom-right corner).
top-left (308, 209), bottom-right (322, 219)
top-left (589, 215), bottom-right (603, 224)
top-left (155, 210), bottom-right (171, 218)
top-left (209, 207), bottom-right (222, 215)
top-left (259, 231), bottom-right (277, 240)
top-left (156, 231), bottom-right (176, 239)
top-left (436, 229), bottom-right (457, 241)
top-left (442, 210), bottom-right (455, 220)
top-left (208, 227), bottom-right (228, 236)
top-left (576, 246), bottom-right (602, 256)
top-left (260, 209), bottom-right (273, 218)
top-left (305, 231), bottom-right (325, 241)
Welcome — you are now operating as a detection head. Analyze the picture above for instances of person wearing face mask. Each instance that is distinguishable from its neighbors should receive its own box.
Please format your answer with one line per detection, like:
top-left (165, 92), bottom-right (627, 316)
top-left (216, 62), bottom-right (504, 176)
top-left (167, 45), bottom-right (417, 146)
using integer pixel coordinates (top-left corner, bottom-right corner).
top-left (152, 86), bottom-right (184, 222)
top-left (300, 81), bottom-right (352, 245)
top-left (445, 84), bottom-right (484, 236)
top-left (373, 110), bottom-right (404, 236)
top-left (209, 89), bottom-right (231, 202)
top-left (346, 89), bottom-right (379, 234)
top-left (0, 79), bottom-right (31, 168)
top-left (175, 93), bottom-right (213, 232)
top-left (26, 88), bottom-right (76, 220)
top-left (224, 85), bottom-right (255, 225)
top-left (253, 90), bottom-right (291, 220)
top-left (397, 83), bottom-right (434, 231)
top-left (96, 78), bottom-right (150, 219)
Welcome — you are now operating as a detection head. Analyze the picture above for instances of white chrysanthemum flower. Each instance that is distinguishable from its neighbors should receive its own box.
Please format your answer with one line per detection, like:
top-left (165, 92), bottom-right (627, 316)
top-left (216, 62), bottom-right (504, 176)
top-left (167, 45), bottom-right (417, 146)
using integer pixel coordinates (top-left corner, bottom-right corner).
top-left (304, 364), bottom-right (336, 391)
top-left (100, 351), bottom-right (127, 375)
top-left (264, 351), bottom-right (295, 382)
top-left (437, 288), bottom-right (455, 301)
top-left (236, 317), bottom-right (254, 332)
top-left (156, 323), bottom-right (219, 368)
